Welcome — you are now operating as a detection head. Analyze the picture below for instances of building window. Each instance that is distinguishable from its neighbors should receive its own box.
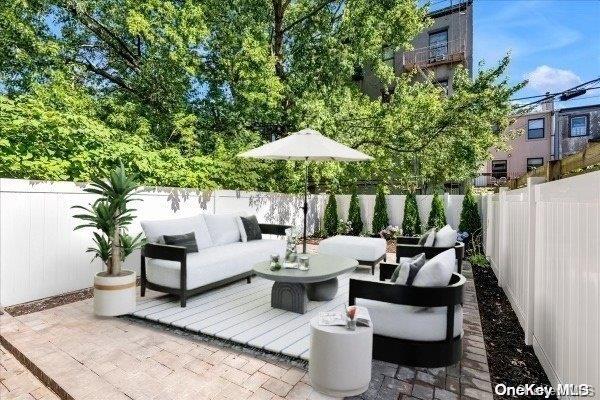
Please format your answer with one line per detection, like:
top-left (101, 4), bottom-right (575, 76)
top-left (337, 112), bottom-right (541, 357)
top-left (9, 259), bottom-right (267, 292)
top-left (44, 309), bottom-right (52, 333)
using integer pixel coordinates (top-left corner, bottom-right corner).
top-left (382, 46), bottom-right (394, 69)
top-left (491, 160), bottom-right (507, 179)
top-left (429, 29), bottom-right (448, 60)
top-left (527, 157), bottom-right (544, 171)
top-left (569, 115), bottom-right (588, 137)
top-left (527, 118), bottom-right (544, 139)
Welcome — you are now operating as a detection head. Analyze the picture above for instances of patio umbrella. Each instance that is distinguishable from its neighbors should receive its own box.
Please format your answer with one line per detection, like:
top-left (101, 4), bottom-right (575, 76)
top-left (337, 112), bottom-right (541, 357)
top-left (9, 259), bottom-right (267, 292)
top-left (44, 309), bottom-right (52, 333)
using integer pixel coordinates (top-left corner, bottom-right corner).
top-left (238, 128), bottom-right (372, 253)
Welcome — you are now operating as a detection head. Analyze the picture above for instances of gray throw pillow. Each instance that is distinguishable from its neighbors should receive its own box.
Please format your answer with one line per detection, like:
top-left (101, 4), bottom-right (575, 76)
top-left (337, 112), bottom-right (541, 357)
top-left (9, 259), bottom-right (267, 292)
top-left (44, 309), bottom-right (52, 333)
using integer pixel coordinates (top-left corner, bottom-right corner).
top-left (240, 215), bottom-right (262, 241)
top-left (391, 253), bottom-right (426, 284)
top-left (163, 232), bottom-right (198, 253)
top-left (418, 228), bottom-right (435, 246)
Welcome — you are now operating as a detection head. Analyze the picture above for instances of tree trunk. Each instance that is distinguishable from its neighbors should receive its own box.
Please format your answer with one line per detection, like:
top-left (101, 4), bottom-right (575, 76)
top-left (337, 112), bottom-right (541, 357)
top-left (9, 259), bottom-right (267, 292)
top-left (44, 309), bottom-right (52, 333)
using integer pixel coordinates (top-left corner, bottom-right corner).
top-left (272, 0), bottom-right (285, 80)
top-left (110, 226), bottom-right (121, 276)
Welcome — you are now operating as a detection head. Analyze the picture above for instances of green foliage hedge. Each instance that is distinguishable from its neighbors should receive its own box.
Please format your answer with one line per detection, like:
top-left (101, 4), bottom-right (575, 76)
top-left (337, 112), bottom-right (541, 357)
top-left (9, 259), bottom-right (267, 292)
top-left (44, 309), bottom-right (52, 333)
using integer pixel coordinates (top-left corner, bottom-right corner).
top-left (372, 186), bottom-right (389, 233)
top-left (427, 193), bottom-right (447, 229)
top-left (402, 193), bottom-right (422, 236)
top-left (323, 193), bottom-right (338, 237)
top-left (348, 189), bottom-right (363, 235)
top-left (459, 187), bottom-right (482, 249)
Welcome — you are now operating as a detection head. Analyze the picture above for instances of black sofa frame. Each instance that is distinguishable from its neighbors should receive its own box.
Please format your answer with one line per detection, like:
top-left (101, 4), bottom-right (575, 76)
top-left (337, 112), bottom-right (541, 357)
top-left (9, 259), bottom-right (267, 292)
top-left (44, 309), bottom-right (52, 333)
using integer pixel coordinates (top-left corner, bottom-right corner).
top-left (349, 263), bottom-right (466, 367)
top-left (141, 223), bottom-right (290, 307)
top-left (396, 236), bottom-right (464, 274)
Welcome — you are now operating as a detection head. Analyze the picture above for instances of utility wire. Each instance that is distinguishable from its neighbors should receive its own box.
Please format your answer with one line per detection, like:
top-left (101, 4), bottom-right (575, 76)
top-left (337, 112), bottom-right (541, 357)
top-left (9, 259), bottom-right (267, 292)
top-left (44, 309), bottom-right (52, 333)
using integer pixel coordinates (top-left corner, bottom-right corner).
top-left (514, 77), bottom-right (600, 109)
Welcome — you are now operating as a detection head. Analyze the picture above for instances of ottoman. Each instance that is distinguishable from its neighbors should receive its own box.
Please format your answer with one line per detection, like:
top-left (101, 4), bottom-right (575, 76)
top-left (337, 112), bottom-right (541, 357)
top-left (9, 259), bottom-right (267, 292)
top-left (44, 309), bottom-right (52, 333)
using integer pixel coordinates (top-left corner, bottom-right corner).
top-left (318, 235), bottom-right (387, 274)
top-left (309, 315), bottom-right (373, 397)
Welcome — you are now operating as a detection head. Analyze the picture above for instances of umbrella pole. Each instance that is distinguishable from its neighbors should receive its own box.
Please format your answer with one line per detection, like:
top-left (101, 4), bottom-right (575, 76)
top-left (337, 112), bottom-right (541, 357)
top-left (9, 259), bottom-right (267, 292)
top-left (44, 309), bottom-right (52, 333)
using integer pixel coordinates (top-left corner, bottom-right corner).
top-left (303, 160), bottom-right (308, 254)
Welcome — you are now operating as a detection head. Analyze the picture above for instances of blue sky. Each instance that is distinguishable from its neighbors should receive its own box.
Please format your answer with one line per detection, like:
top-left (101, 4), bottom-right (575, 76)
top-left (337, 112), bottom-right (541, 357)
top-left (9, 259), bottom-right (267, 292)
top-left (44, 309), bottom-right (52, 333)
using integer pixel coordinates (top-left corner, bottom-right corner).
top-left (473, 0), bottom-right (600, 108)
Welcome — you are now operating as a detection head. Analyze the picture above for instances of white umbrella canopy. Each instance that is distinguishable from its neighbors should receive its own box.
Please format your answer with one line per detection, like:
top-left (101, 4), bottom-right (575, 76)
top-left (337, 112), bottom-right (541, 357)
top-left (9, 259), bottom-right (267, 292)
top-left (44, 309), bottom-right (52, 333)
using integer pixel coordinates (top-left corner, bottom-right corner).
top-left (238, 128), bottom-right (373, 161)
top-left (238, 128), bottom-right (372, 253)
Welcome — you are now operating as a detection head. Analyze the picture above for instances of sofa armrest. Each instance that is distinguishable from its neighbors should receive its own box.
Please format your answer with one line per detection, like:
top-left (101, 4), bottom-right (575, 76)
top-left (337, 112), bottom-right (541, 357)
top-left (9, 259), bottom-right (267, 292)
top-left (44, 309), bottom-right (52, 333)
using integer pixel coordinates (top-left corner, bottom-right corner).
top-left (259, 223), bottom-right (291, 236)
top-left (396, 236), bottom-right (420, 245)
top-left (349, 273), bottom-right (465, 308)
top-left (142, 243), bottom-right (187, 262)
top-left (379, 262), bottom-right (398, 281)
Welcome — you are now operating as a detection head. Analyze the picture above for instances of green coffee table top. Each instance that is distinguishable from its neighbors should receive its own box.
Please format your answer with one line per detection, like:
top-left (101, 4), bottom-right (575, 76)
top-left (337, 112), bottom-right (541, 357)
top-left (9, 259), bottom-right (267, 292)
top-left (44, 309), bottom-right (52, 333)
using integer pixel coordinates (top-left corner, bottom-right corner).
top-left (253, 253), bottom-right (358, 284)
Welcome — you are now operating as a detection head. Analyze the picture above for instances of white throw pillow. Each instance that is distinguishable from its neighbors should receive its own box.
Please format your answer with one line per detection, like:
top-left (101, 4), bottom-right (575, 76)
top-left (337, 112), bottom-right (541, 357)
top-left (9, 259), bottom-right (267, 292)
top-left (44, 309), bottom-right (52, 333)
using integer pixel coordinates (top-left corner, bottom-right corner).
top-left (394, 253), bottom-right (426, 285)
top-left (424, 229), bottom-right (436, 247)
top-left (204, 213), bottom-right (246, 245)
top-left (140, 214), bottom-right (212, 250)
top-left (412, 248), bottom-right (456, 287)
top-left (434, 224), bottom-right (457, 248)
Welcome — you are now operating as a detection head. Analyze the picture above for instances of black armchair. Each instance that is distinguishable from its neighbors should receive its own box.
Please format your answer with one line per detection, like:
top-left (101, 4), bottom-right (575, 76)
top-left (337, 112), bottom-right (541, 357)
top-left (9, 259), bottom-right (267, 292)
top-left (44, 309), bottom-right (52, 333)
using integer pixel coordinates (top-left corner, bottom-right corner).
top-left (396, 236), bottom-right (464, 273)
top-left (349, 262), bottom-right (466, 367)
top-left (141, 223), bottom-right (290, 307)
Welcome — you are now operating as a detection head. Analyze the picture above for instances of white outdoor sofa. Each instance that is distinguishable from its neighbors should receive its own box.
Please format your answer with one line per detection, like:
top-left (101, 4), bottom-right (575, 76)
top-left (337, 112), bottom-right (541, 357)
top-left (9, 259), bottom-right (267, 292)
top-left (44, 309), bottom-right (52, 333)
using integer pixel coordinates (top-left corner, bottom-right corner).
top-left (140, 214), bottom-right (289, 307)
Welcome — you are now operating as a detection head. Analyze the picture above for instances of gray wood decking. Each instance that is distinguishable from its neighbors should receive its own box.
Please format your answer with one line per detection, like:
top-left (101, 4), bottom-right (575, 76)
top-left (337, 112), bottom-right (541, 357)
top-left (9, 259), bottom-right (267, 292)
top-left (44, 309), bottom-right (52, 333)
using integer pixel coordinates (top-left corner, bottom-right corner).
top-left (132, 273), bottom-right (368, 360)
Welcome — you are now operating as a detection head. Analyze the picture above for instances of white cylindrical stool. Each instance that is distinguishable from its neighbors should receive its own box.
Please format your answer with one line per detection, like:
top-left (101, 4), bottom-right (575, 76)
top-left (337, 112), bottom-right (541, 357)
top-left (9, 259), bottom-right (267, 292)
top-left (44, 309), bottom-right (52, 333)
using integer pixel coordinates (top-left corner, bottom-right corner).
top-left (309, 317), bottom-right (373, 397)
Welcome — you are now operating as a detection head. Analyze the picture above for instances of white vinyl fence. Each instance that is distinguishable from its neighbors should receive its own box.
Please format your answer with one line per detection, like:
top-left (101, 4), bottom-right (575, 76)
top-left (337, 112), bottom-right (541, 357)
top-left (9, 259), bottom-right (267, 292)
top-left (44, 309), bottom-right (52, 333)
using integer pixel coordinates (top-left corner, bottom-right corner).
top-left (482, 172), bottom-right (600, 395)
top-left (0, 178), bottom-right (466, 306)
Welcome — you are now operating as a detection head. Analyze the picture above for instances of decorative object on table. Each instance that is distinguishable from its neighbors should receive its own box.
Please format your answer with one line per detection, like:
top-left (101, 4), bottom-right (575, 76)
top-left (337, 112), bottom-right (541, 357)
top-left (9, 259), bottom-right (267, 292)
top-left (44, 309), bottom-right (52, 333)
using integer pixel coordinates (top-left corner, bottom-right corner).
top-left (269, 254), bottom-right (281, 271)
top-left (238, 128), bottom-right (372, 253)
top-left (379, 225), bottom-right (400, 240)
top-left (72, 163), bottom-right (145, 316)
top-left (346, 306), bottom-right (357, 330)
top-left (298, 254), bottom-right (310, 270)
top-left (285, 226), bottom-right (299, 264)
top-left (309, 310), bottom-right (373, 397)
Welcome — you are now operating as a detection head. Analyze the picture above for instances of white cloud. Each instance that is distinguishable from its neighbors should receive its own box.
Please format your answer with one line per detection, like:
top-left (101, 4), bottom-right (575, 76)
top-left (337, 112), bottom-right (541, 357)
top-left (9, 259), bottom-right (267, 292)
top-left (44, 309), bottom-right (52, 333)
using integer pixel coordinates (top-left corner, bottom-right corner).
top-left (524, 65), bottom-right (582, 93)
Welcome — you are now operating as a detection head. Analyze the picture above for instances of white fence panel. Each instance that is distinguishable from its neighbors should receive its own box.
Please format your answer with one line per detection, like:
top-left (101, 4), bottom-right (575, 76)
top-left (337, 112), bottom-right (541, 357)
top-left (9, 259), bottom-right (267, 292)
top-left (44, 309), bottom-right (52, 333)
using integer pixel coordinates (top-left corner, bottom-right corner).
top-left (532, 172), bottom-right (599, 393)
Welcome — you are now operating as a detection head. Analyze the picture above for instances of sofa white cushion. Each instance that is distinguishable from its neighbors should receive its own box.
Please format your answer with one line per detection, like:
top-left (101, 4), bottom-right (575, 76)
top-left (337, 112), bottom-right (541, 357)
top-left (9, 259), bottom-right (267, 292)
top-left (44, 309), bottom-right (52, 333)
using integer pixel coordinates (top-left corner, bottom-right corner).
top-left (204, 213), bottom-right (245, 245)
top-left (356, 297), bottom-right (462, 341)
top-left (140, 214), bottom-right (212, 250)
top-left (236, 217), bottom-right (247, 242)
top-left (318, 235), bottom-right (386, 262)
top-left (412, 248), bottom-right (456, 287)
top-left (434, 224), bottom-right (457, 248)
top-left (146, 239), bottom-right (286, 289)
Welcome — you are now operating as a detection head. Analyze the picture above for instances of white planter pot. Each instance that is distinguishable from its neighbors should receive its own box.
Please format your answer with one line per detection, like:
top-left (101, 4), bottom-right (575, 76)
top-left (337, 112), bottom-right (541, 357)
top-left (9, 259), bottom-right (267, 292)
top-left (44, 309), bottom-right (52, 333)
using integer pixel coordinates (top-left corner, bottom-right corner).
top-left (93, 270), bottom-right (136, 316)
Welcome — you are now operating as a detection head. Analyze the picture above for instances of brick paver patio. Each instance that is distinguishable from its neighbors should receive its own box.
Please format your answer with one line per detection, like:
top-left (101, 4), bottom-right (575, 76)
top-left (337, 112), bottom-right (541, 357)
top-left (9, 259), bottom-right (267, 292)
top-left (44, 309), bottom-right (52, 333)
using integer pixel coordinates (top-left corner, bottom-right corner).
top-left (0, 250), bottom-right (493, 400)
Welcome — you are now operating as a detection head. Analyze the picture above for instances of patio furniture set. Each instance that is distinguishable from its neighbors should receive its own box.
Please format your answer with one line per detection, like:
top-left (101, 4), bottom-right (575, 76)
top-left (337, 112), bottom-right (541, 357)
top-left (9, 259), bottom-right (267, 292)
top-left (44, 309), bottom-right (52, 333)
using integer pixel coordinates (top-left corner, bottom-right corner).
top-left (137, 211), bottom-right (466, 397)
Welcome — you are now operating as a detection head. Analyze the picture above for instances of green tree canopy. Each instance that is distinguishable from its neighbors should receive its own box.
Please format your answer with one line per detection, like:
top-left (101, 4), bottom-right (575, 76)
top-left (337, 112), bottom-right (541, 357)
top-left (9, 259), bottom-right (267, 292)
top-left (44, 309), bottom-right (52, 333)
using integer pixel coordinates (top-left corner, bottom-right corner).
top-left (1, 0), bottom-right (525, 191)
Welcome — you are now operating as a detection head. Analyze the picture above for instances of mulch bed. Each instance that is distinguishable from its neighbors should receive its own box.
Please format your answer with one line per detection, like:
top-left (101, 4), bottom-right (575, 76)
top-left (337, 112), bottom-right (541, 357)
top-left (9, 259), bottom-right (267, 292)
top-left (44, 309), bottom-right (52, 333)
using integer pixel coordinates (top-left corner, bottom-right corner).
top-left (471, 263), bottom-right (556, 399)
top-left (3, 287), bottom-right (94, 317)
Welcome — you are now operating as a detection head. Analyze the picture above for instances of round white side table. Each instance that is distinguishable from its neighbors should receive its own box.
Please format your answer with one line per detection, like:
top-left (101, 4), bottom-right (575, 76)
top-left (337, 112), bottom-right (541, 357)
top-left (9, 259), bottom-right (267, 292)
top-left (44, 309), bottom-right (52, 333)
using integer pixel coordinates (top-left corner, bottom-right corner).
top-left (309, 317), bottom-right (373, 397)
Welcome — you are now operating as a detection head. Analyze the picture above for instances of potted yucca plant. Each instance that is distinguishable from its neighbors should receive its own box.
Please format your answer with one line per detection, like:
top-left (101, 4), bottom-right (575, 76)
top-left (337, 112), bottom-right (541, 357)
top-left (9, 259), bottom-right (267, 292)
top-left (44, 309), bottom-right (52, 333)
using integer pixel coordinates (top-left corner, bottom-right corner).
top-left (73, 164), bottom-right (145, 316)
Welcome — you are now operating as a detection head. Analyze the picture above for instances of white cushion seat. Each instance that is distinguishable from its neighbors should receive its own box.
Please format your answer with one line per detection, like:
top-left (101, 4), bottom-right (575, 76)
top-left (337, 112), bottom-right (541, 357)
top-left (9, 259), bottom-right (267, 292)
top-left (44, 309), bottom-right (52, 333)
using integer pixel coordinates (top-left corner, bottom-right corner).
top-left (355, 297), bottom-right (462, 341)
top-left (146, 239), bottom-right (286, 289)
top-left (318, 235), bottom-right (386, 262)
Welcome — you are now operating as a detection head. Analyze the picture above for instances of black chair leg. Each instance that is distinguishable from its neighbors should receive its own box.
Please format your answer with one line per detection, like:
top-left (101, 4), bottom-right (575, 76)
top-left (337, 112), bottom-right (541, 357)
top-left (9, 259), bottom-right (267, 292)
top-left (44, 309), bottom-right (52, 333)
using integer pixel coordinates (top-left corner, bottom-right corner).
top-left (180, 294), bottom-right (186, 307)
top-left (246, 276), bottom-right (252, 284)
top-left (141, 283), bottom-right (146, 297)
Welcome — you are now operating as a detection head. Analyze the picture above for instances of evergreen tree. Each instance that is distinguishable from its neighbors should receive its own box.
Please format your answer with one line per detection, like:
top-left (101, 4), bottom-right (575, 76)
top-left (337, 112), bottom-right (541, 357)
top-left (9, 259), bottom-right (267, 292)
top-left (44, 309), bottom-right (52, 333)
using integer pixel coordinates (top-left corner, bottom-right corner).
top-left (348, 189), bottom-right (363, 235)
top-left (427, 193), bottom-right (447, 229)
top-left (402, 193), bottom-right (422, 236)
top-left (372, 186), bottom-right (389, 234)
top-left (323, 193), bottom-right (338, 237)
top-left (459, 187), bottom-right (482, 249)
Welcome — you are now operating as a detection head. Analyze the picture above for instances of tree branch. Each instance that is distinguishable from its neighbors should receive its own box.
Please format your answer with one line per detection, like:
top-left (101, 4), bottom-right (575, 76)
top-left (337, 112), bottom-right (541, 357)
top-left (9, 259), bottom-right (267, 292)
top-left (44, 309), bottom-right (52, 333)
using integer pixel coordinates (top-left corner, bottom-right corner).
top-left (282, 0), bottom-right (337, 33)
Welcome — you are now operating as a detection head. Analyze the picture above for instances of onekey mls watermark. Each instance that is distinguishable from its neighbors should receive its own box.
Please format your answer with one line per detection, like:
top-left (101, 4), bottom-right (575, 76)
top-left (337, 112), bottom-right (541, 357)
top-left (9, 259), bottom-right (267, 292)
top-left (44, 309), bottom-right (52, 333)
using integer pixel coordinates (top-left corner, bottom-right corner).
top-left (495, 383), bottom-right (595, 398)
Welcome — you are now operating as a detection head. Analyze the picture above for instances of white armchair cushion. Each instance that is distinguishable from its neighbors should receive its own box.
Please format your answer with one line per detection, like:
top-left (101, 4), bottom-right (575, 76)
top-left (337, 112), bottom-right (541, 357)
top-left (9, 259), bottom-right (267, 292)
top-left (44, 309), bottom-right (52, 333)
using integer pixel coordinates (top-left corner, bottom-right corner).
top-left (412, 248), bottom-right (455, 287)
top-left (355, 297), bottom-right (462, 341)
top-left (140, 214), bottom-right (212, 250)
top-left (204, 213), bottom-right (245, 245)
top-left (434, 224), bottom-right (457, 248)
top-left (318, 235), bottom-right (386, 262)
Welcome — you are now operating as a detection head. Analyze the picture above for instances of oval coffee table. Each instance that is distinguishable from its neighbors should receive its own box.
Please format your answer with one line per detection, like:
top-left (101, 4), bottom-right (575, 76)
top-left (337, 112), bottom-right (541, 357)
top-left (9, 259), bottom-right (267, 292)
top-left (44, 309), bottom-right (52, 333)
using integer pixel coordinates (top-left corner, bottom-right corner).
top-left (253, 253), bottom-right (358, 314)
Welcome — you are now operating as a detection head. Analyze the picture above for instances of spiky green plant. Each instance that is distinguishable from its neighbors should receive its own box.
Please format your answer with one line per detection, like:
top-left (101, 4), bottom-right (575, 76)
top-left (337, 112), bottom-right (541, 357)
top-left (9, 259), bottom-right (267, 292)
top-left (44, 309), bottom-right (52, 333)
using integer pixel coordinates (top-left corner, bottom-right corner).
top-left (348, 188), bottom-right (363, 235)
top-left (427, 193), bottom-right (447, 230)
top-left (372, 185), bottom-right (389, 234)
top-left (401, 193), bottom-right (422, 236)
top-left (323, 193), bottom-right (338, 237)
top-left (459, 186), bottom-right (483, 252)
top-left (73, 164), bottom-right (145, 275)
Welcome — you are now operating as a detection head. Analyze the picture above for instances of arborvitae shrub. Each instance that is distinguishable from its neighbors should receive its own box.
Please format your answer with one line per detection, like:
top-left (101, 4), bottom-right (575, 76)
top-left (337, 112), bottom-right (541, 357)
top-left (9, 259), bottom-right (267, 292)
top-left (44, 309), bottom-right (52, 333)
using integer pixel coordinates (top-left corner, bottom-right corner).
top-left (348, 189), bottom-right (363, 235)
top-left (402, 193), bottom-right (422, 236)
top-left (427, 193), bottom-right (447, 229)
top-left (372, 186), bottom-right (389, 234)
top-left (459, 187), bottom-right (482, 249)
top-left (323, 193), bottom-right (338, 237)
